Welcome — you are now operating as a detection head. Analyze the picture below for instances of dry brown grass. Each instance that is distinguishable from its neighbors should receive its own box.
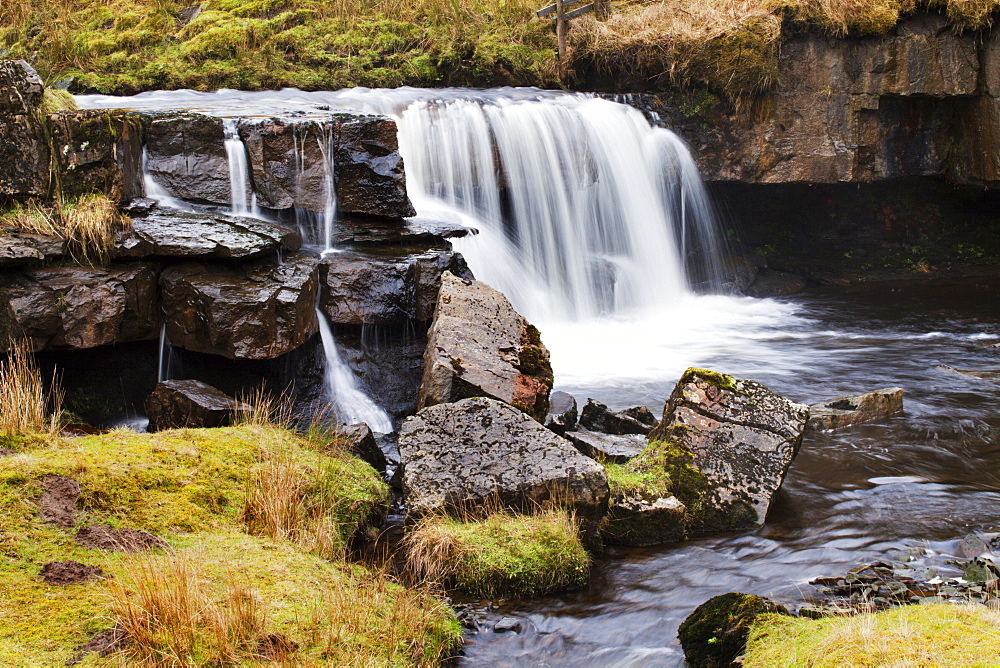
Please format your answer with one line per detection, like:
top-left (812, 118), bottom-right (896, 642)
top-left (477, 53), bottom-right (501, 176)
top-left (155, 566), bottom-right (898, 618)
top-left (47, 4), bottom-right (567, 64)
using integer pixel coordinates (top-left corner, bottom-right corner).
top-left (0, 339), bottom-right (63, 438)
top-left (106, 552), bottom-right (269, 666)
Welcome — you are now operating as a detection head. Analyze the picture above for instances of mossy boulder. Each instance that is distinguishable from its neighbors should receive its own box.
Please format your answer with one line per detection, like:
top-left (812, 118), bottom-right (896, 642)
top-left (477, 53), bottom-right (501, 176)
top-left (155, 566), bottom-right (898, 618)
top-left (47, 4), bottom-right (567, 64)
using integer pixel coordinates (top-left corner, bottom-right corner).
top-left (678, 592), bottom-right (791, 667)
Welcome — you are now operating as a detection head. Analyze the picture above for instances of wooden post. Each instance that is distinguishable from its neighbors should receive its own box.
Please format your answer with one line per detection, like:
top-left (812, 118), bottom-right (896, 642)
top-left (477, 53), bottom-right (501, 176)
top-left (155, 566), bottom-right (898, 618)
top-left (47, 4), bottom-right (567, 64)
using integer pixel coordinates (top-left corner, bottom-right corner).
top-left (594, 0), bottom-right (610, 19)
top-left (556, 0), bottom-right (567, 81)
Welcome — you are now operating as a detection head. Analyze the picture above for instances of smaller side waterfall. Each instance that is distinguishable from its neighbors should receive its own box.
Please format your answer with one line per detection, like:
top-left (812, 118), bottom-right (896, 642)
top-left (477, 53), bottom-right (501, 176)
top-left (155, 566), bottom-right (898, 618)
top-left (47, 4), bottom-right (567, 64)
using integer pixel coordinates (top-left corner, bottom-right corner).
top-left (223, 118), bottom-right (253, 216)
top-left (292, 121), bottom-right (338, 252)
top-left (141, 147), bottom-right (189, 210)
top-left (157, 323), bottom-right (174, 383)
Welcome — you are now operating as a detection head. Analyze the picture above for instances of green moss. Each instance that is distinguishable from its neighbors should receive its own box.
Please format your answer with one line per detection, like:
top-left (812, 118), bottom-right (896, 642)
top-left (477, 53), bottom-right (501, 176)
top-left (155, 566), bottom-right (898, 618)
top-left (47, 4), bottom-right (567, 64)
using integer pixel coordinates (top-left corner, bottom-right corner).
top-left (682, 367), bottom-right (739, 392)
top-left (36, 89), bottom-right (78, 116)
top-left (408, 509), bottom-right (590, 598)
top-left (746, 603), bottom-right (1000, 666)
top-left (678, 592), bottom-right (790, 668)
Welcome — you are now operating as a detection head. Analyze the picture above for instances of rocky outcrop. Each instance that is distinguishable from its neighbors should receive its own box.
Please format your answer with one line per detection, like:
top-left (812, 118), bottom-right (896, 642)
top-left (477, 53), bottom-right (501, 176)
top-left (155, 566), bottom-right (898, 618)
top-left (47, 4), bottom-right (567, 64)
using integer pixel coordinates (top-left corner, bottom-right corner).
top-left (48, 110), bottom-right (144, 202)
top-left (334, 115), bottom-right (416, 218)
top-left (0, 232), bottom-right (65, 267)
top-left (0, 61), bottom-right (49, 197)
top-left (417, 272), bottom-right (553, 421)
top-left (807, 386), bottom-right (904, 431)
top-left (0, 264), bottom-right (160, 351)
top-left (320, 250), bottom-right (472, 326)
top-left (144, 379), bottom-right (250, 431)
top-left (0, 59), bottom-right (43, 114)
top-left (398, 397), bottom-right (609, 523)
top-left (160, 254), bottom-right (319, 359)
top-left (144, 112), bottom-right (229, 204)
top-left (115, 209), bottom-right (300, 260)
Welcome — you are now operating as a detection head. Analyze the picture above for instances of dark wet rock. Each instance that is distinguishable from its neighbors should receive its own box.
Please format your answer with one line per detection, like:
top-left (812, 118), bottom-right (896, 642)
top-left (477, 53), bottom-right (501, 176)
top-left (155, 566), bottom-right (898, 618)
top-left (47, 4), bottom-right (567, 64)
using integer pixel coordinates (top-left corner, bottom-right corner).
top-left (417, 272), bottom-right (553, 422)
top-left (122, 197), bottom-right (157, 217)
top-left (565, 429), bottom-right (646, 464)
top-left (678, 593), bottom-right (791, 668)
top-left (0, 231), bottom-right (65, 267)
top-left (342, 422), bottom-right (387, 472)
top-left (336, 216), bottom-right (476, 247)
top-left (545, 390), bottom-right (578, 435)
top-left (144, 379), bottom-right (250, 431)
top-left (160, 253), bottom-right (319, 359)
top-left (67, 624), bottom-right (128, 665)
top-left (144, 112), bottom-right (229, 204)
top-left (334, 114), bottom-right (416, 219)
top-left (75, 524), bottom-right (169, 552)
top-left (238, 116), bottom-right (331, 212)
top-left (398, 397), bottom-right (609, 525)
top-left (743, 269), bottom-right (807, 298)
top-left (40, 560), bottom-right (105, 585)
top-left (493, 617), bottom-right (523, 634)
top-left (115, 209), bottom-right (300, 260)
top-left (649, 368), bottom-right (809, 530)
top-left (0, 111), bottom-right (49, 197)
top-left (320, 250), bottom-right (472, 326)
top-left (0, 264), bottom-right (160, 351)
top-left (38, 475), bottom-right (81, 528)
top-left (580, 399), bottom-right (653, 435)
top-left (807, 386), bottom-right (904, 431)
top-left (48, 110), bottom-right (144, 202)
top-left (0, 60), bottom-right (44, 114)
top-left (602, 494), bottom-right (686, 547)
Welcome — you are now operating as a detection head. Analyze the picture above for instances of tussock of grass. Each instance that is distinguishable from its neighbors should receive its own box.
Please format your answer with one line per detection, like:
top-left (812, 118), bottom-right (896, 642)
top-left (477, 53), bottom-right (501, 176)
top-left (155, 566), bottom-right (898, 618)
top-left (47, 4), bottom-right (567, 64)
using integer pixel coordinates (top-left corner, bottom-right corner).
top-left (745, 602), bottom-right (1000, 666)
top-left (0, 339), bottom-right (63, 439)
top-left (37, 88), bottom-right (79, 115)
top-left (0, 194), bottom-right (129, 265)
top-left (404, 507), bottom-right (590, 597)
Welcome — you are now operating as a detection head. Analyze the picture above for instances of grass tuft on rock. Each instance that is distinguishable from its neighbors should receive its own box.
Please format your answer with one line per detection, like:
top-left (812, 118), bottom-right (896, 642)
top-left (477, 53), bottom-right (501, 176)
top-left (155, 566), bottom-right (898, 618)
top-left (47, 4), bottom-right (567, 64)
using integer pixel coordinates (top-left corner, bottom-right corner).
top-left (404, 506), bottom-right (590, 598)
top-left (745, 602), bottom-right (1000, 666)
top-left (0, 194), bottom-right (129, 265)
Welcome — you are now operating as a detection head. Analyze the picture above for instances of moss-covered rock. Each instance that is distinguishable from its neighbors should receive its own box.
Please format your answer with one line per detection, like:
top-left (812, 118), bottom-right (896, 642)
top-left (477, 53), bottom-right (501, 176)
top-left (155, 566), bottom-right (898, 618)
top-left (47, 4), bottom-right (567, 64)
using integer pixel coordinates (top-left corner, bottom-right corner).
top-left (678, 592), bottom-right (791, 667)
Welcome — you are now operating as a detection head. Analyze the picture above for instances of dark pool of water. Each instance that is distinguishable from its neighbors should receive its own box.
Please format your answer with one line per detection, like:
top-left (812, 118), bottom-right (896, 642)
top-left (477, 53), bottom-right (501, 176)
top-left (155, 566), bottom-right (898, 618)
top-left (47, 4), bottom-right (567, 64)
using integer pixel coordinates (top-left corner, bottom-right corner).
top-left (460, 278), bottom-right (1000, 667)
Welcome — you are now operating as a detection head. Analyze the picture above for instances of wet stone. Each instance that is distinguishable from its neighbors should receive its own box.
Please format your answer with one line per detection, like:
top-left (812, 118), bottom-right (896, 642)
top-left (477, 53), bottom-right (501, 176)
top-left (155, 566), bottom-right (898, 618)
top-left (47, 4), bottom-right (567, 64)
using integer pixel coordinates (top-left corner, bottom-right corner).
top-left (493, 617), bottom-right (523, 633)
top-left (808, 387), bottom-right (904, 431)
top-left (144, 379), bottom-right (250, 431)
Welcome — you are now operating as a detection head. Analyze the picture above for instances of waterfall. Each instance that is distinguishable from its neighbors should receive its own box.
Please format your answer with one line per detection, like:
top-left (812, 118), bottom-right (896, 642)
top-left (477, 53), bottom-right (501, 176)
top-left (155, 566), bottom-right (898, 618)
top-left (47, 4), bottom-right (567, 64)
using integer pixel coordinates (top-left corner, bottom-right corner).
top-left (157, 323), bottom-right (174, 383)
top-left (222, 118), bottom-right (253, 216)
top-left (316, 308), bottom-right (393, 433)
top-left (291, 121), bottom-right (338, 253)
top-left (394, 94), bottom-right (725, 323)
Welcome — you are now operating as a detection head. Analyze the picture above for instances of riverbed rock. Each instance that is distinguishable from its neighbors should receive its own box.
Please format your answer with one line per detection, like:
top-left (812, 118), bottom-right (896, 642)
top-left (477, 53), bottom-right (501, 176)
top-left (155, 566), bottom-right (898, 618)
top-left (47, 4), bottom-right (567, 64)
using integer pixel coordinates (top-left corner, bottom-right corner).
top-left (115, 209), bottom-right (300, 259)
top-left (602, 494), bottom-right (686, 547)
top-left (0, 264), bottom-right (160, 351)
top-left (335, 215), bottom-right (476, 247)
top-left (48, 110), bottom-right (144, 202)
top-left (144, 112), bottom-right (230, 205)
top-left (341, 422), bottom-right (387, 472)
top-left (144, 379), bottom-right (250, 431)
top-left (649, 368), bottom-right (810, 530)
top-left (159, 254), bottom-right (319, 359)
top-left (807, 386), bottom-right (904, 431)
top-left (417, 272), bottom-right (553, 421)
top-left (580, 399), bottom-right (655, 435)
top-left (0, 231), bottom-right (65, 267)
top-left (334, 114), bottom-right (416, 219)
top-left (678, 593), bottom-right (791, 668)
top-left (398, 397), bottom-right (609, 524)
top-left (0, 60), bottom-right (44, 114)
top-left (545, 391), bottom-right (578, 435)
top-left (320, 250), bottom-right (472, 326)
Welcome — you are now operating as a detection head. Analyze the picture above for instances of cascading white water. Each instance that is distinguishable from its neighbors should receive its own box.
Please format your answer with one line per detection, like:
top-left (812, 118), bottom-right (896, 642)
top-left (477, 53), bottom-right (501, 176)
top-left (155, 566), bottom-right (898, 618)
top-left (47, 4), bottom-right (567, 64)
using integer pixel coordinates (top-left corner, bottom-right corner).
top-left (315, 308), bottom-right (393, 432)
top-left (222, 118), bottom-right (253, 216)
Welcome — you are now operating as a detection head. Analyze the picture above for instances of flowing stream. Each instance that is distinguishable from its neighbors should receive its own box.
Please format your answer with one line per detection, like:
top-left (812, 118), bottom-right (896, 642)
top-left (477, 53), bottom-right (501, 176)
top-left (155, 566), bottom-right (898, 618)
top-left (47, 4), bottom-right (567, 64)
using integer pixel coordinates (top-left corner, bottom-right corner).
top-left (79, 88), bottom-right (1000, 664)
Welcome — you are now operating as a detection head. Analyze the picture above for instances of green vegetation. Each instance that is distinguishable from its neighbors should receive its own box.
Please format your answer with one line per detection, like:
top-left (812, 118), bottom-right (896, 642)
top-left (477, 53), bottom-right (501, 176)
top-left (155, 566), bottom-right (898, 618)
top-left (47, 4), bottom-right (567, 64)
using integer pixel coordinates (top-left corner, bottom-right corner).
top-left (404, 507), bottom-right (590, 597)
top-left (0, 194), bottom-right (129, 265)
top-left (0, 424), bottom-right (460, 665)
top-left (745, 602), bottom-right (1000, 667)
top-left (679, 592), bottom-right (790, 668)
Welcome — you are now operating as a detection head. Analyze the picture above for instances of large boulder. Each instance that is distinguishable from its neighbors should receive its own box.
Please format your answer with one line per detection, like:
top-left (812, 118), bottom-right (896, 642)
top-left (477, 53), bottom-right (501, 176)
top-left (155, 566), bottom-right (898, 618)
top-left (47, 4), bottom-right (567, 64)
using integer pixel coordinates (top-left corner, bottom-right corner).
top-left (417, 272), bottom-right (553, 421)
top-left (144, 379), bottom-right (250, 431)
top-left (143, 112), bottom-right (230, 205)
top-left (159, 254), bottom-right (319, 360)
top-left (48, 110), bottom-right (144, 202)
top-left (807, 386), bottom-right (903, 431)
top-left (0, 61), bottom-right (49, 197)
top-left (0, 264), bottom-right (160, 351)
top-left (319, 250), bottom-right (472, 326)
top-left (334, 115), bottom-right (415, 219)
top-left (115, 209), bottom-right (300, 260)
top-left (398, 397), bottom-right (609, 524)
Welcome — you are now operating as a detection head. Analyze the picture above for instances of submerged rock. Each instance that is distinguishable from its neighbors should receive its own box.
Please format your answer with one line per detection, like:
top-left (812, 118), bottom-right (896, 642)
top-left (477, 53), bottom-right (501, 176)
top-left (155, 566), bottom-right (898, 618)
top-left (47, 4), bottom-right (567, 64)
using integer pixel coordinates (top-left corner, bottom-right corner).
top-left (160, 253), bottom-right (319, 359)
top-left (115, 209), bottom-right (300, 260)
top-left (417, 272), bottom-right (553, 421)
top-left (0, 264), bottom-right (160, 351)
top-left (678, 592), bottom-right (791, 668)
top-left (807, 386), bottom-right (904, 431)
top-left (144, 379), bottom-right (250, 431)
top-left (398, 397), bottom-right (609, 525)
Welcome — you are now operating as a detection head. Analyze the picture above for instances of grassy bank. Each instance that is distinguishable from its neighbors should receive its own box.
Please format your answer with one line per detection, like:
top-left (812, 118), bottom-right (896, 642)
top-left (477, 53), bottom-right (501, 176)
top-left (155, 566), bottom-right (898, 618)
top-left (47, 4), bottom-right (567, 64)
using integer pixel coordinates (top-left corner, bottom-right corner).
top-left (2, 0), bottom-right (998, 97)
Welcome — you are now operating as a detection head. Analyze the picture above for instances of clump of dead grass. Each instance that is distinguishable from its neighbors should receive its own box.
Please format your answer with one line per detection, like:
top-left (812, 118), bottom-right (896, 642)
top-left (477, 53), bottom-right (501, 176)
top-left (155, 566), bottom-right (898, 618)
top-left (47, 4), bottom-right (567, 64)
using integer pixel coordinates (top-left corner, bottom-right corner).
top-left (0, 194), bottom-right (129, 265)
top-left (0, 338), bottom-right (63, 439)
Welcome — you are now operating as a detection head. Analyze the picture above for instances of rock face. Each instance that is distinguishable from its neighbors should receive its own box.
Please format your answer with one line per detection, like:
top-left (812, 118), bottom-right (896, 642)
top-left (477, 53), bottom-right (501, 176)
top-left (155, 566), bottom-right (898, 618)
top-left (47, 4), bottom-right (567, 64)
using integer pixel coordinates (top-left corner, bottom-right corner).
top-left (0, 61), bottom-right (49, 197)
top-left (334, 115), bottom-right (416, 218)
top-left (650, 368), bottom-right (810, 528)
top-left (144, 379), bottom-right (250, 431)
top-left (807, 386), bottom-right (904, 431)
top-left (602, 494), bottom-right (687, 547)
top-left (160, 254), bottom-right (319, 360)
top-left (0, 232), bottom-right (65, 267)
top-left (398, 397), bottom-right (609, 523)
top-left (115, 209), bottom-right (300, 259)
top-left (48, 110), bottom-right (144, 202)
top-left (0, 264), bottom-right (160, 351)
top-left (417, 272), bottom-right (553, 421)
top-left (144, 112), bottom-right (230, 204)
top-left (320, 250), bottom-right (472, 325)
